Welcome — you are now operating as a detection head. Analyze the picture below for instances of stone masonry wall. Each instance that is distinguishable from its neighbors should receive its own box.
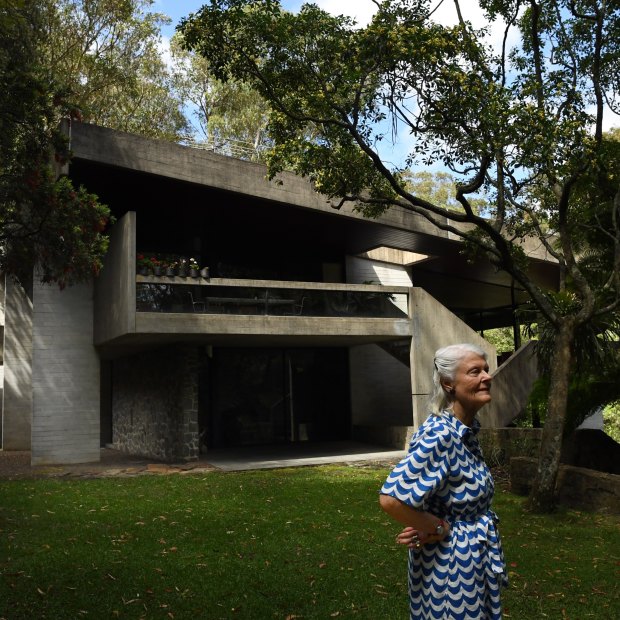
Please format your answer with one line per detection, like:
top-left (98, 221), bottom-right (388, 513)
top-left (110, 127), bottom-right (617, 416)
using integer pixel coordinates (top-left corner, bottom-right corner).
top-left (112, 345), bottom-right (200, 462)
top-left (511, 457), bottom-right (620, 514)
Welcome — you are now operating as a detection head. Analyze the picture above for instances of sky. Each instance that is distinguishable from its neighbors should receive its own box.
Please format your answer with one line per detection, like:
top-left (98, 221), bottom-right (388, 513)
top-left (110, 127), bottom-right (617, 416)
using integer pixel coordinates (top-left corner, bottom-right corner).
top-left (155, 1), bottom-right (379, 34)
top-left (154, 0), bottom-right (500, 38)
top-left (153, 0), bottom-right (506, 168)
top-left (152, 0), bottom-right (617, 164)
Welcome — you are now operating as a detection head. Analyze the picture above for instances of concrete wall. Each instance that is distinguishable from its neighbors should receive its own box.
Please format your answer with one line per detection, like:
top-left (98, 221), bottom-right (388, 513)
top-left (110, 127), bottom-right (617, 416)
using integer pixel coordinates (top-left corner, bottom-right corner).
top-left (349, 344), bottom-right (413, 427)
top-left (409, 288), bottom-right (497, 428)
top-left (2, 277), bottom-right (33, 450)
top-left (112, 345), bottom-right (200, 462)
top-left (346, 256), bottom-right (411, 315)
top-left (31, 279), bottom-right (100, 465)
top-left (94, 211), bottom-right (136, 344)
top-left (479, 340), bottom-right (539, 428)
top-left (347, 257), bottom-right (414, 446)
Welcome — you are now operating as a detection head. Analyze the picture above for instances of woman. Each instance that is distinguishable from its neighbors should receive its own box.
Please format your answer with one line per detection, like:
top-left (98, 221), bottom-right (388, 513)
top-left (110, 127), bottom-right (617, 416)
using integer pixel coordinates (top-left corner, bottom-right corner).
top-left (379, 343), bottom-right (507, 619)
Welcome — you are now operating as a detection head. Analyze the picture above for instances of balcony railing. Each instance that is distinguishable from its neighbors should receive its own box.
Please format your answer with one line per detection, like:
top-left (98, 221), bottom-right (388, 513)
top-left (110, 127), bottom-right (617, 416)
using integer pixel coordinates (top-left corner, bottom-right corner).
top-left (136, 279), bottom-right (409, 319)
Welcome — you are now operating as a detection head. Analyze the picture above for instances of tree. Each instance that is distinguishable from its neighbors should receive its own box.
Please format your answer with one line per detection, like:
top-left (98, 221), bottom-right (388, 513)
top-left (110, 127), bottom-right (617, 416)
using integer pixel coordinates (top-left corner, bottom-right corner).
top-left (170, 33), bottom-right (271, 160)
top-left (42, 0), bottom-right (188, 141)
top-left (402, 171), bottom-right (486, 215)
top-left (0, 0), bottom-right (112, 287)
top-left (179, 0), bottom-right (620, 511)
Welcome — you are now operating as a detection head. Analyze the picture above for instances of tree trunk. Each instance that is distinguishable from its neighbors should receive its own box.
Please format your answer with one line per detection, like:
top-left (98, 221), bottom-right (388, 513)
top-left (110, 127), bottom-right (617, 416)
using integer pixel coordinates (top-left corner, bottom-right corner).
top-left (527, 320), bottom-right (575, 512)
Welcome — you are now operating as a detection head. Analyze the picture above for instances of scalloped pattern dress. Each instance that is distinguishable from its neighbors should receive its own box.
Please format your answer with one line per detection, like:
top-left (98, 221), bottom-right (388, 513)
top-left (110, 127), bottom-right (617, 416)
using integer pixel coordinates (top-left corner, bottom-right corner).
top-left (380, 412), bottom-right (507, 620)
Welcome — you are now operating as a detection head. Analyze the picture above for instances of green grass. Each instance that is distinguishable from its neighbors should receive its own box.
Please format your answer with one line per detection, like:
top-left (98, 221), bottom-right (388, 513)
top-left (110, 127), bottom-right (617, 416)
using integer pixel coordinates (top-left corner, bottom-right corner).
top-left (0, 465), bottom-right (618, 619)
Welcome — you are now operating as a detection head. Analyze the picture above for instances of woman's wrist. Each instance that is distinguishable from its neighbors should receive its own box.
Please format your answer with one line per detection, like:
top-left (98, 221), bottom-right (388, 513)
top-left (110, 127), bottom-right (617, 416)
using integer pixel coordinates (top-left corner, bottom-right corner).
top-left (432, 519), bottom-right (447, 537)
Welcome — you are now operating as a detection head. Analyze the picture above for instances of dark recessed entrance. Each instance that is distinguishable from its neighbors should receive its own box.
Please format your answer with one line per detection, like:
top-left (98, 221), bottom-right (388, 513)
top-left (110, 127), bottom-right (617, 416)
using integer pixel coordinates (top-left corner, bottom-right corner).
top-left (203, 348), bottom-right (350, 449)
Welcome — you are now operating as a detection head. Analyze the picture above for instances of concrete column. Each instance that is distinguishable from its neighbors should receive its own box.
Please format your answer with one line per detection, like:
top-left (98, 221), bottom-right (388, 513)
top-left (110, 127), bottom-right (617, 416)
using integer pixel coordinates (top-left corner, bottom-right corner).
top-left (2, 277), bottom-right (33, 450)
top-left (31, 279), bottom-right (100, 465)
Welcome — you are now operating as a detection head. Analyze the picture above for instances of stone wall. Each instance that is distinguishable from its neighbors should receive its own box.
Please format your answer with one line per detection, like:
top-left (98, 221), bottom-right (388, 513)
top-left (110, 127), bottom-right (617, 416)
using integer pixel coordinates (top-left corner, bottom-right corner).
top-left (112, 344), bottom-right (200, 462)
top-left (511, 457), bottom-right (620, 514)
top-left (479, 427), bottom-right (620, 474)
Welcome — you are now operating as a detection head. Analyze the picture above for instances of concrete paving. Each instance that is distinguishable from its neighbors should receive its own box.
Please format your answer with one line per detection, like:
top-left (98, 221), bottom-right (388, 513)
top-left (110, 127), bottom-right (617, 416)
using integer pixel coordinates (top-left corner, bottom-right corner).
top-left (0, 441), bottom-right (405, 479)
top-left (205, 440), bottom-right (406, 471)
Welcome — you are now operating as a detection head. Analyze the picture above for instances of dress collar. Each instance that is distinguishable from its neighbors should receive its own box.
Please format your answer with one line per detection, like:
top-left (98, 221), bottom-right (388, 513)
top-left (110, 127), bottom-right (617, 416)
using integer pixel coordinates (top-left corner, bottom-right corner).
top-left (440, 410), bottom-right (481, 438)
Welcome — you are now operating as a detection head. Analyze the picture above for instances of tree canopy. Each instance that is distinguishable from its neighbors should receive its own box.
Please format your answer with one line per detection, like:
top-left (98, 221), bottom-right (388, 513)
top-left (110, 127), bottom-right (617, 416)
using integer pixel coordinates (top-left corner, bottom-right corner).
top-left (170, 33), bottom-right (271, 159)
top-left (179, 0), bottom-right (620, 510)
top-left (0, 0), bottom-right (112, 287)
top-left (41, 0), bottom-right (189, 141)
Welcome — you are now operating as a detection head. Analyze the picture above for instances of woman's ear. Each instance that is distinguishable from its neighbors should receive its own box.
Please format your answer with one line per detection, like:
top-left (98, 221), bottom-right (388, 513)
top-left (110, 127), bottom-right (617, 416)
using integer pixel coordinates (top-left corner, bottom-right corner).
top-left (442, 382), bottom-right (455, 395)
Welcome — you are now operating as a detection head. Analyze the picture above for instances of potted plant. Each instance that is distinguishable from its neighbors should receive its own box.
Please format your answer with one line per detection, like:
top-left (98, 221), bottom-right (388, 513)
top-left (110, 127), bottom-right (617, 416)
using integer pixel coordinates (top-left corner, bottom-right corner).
top-left (152, 256), bottom-right (163, 277)
top-left (200, 265), bottom-right (210, 279)
top-left (136, 254), bottom-right (153, 276)
top-left (177, 258), bottom-right (189, 277)
top-left (188, 257), bottom-right (200, 278)
top-left (165, 259), bottom-right (178, 277)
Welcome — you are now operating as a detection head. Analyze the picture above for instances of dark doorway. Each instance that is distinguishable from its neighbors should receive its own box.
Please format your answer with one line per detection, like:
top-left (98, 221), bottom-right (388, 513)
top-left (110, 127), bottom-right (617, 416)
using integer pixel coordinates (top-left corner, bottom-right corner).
top-left (206, 348), bottom-right (350, 448)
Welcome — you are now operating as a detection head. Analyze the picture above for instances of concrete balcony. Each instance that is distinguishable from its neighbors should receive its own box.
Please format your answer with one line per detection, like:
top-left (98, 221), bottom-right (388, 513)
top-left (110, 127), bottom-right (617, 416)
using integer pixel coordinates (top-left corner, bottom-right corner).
top-left (93, 213), bottom-right (412, 353)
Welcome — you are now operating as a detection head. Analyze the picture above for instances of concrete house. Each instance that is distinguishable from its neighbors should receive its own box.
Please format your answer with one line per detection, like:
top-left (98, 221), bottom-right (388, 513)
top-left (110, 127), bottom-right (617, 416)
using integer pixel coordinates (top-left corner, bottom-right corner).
top-left (0, 123), bottom-right (558, 465)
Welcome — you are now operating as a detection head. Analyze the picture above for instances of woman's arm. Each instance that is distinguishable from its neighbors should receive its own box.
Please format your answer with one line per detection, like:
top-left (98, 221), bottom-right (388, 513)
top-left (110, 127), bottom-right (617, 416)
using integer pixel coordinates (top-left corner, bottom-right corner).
top-left (379, 494), bottom-right (449, 546)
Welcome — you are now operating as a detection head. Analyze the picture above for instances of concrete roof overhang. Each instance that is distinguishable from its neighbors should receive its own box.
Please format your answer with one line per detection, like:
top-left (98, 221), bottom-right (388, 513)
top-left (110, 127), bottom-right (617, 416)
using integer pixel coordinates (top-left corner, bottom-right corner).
top-left (67, 122), bottom-right (559, 331)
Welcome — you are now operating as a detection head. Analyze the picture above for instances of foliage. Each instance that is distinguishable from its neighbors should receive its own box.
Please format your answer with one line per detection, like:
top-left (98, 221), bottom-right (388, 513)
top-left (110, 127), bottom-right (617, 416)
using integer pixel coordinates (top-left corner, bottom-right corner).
top-left (484, 326), bottom-right (518, 353)
top-left (402, 171), bottom-right (487, 215)
top-left (522, 294), bottom-right (620, 378)
top-left (0, 0), bottom-right (112, 286)
top-left (0, 466), bottom-right (618, 619)
top-left (525, 348), bottom-right (620, 435)
top-left (603, 401), bottom-right (620, 443)
top-left (41, 0), bottom-right (188, 141)
top-left (179, 0), bottom-right (620, 511)
top-left (170, 33), bottom-right (271, 159)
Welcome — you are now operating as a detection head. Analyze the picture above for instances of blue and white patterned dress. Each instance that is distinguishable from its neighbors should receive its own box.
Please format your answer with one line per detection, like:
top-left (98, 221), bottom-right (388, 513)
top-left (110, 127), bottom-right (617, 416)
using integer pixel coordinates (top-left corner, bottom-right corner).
top-left (380, 411), bottom-right (507, 620)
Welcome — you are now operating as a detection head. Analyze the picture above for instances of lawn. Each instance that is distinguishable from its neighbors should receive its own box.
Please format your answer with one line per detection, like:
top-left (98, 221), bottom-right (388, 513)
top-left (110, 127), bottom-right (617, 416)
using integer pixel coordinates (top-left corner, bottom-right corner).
top-left (0, 465), bottom-right (618, 619)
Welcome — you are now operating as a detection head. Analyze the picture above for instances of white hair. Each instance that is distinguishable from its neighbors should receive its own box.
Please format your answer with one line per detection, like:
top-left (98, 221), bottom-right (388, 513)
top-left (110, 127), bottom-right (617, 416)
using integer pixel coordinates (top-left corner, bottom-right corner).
top-left (428, 343), bottom-right (488, 415)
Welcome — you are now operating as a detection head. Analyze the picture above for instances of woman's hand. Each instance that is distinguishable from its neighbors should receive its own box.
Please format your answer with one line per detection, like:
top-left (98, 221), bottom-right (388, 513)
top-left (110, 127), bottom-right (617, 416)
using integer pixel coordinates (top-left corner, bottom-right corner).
top-left (396, 522), bottom-right (450, 549)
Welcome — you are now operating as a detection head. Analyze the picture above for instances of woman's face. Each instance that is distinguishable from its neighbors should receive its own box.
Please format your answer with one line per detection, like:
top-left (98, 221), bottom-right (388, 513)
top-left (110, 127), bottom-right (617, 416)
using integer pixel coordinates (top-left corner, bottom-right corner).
top-left (448, 352), bottom-right (492, 415)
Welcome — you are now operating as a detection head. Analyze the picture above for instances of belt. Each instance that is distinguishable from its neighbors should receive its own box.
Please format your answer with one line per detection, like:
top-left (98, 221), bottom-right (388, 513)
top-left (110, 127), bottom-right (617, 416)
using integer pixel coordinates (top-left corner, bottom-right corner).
top-left (448, 510), bottom-right (507, 581)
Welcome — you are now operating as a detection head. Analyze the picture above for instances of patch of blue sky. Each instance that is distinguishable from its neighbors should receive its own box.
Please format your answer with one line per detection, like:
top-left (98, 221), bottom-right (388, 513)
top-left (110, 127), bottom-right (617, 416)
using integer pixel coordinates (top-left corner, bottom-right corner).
top-left (151, 1), bottom-right (616, 177)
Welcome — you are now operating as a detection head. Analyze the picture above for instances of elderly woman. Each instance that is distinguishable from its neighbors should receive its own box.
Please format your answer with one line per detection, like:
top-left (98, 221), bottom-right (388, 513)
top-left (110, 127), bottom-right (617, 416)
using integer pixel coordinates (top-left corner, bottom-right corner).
top-left (379, 343), bottom-right (507, 619)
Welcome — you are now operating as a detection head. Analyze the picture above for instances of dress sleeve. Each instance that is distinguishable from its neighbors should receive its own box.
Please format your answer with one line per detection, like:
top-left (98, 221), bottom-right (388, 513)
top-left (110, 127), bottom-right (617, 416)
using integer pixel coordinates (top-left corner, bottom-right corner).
top-left (379, 421), bottom-right (452, 509)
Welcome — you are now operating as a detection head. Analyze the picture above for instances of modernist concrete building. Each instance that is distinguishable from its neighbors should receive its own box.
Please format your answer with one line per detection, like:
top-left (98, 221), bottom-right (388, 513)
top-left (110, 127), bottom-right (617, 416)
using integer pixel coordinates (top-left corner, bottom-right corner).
top-left (0, 122), bottom-right (558, 465)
